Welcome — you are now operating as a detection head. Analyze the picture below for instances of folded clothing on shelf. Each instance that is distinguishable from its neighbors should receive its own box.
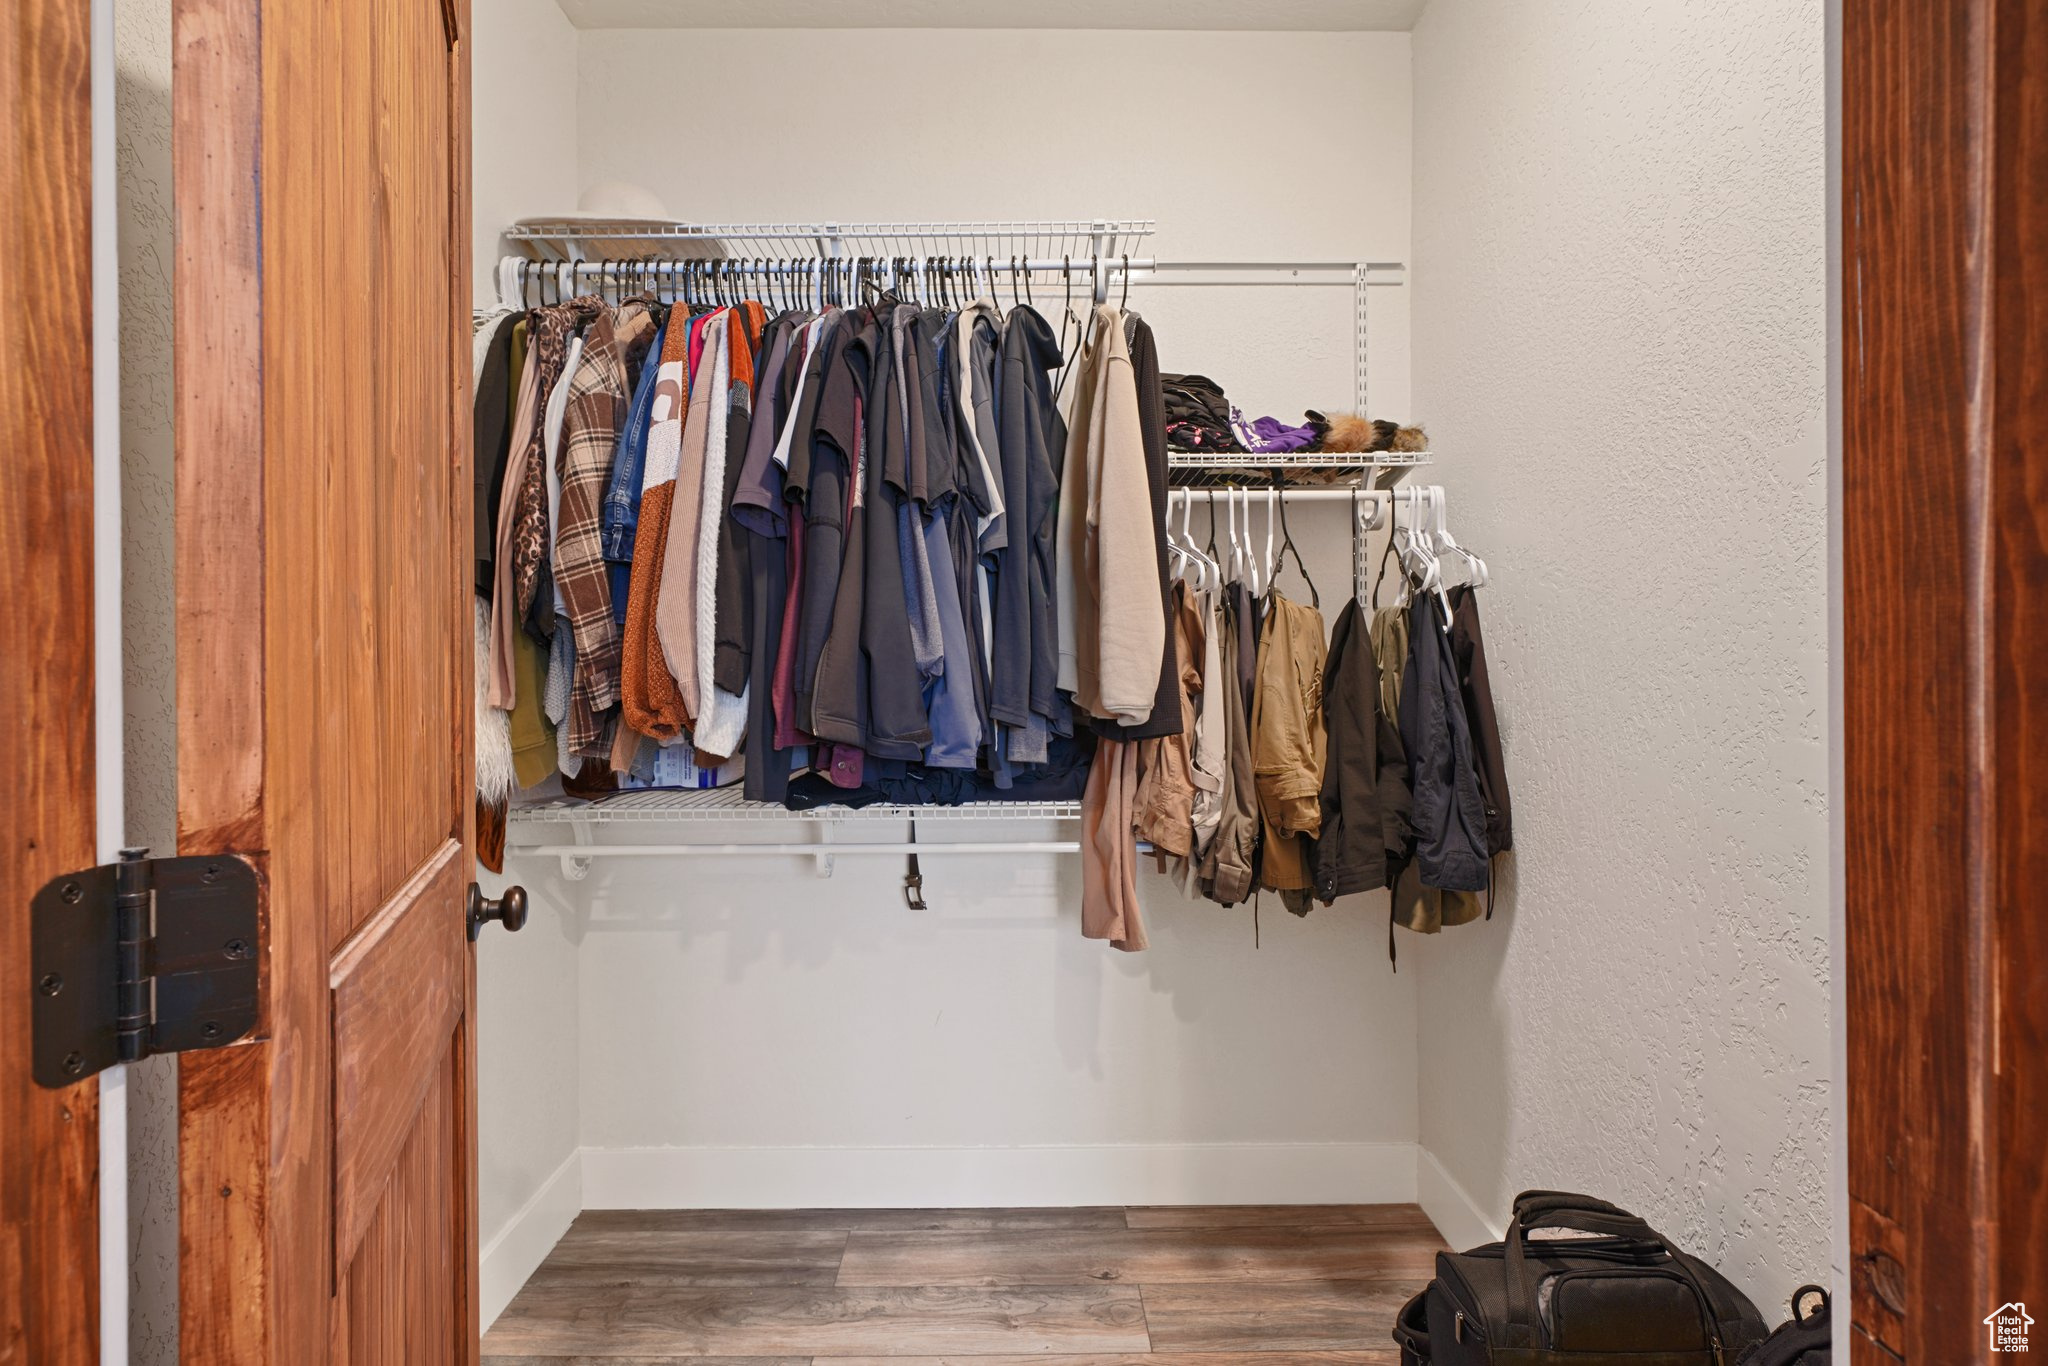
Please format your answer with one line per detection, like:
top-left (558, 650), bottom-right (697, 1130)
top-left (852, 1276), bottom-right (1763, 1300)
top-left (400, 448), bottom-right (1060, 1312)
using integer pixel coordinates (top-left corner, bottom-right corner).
top-left (1162, 373), bottom-right (1243, 452)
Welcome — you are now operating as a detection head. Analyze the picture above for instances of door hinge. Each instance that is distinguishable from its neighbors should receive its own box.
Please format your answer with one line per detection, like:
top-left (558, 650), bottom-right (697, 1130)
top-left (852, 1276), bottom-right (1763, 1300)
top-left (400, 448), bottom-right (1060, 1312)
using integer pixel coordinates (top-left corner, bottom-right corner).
top-left (30, 847), bottom-right (260, 1088)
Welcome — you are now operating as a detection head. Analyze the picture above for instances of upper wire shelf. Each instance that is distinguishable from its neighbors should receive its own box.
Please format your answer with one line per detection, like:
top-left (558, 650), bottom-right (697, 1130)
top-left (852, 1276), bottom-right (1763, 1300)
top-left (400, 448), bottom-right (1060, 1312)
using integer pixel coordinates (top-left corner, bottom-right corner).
top-left (503, 218), bottom-right (1156, 264)
top-left (1167, 450), bottom-right (1432, 488)
top-left (507, 787), bottom-right (1081, 827)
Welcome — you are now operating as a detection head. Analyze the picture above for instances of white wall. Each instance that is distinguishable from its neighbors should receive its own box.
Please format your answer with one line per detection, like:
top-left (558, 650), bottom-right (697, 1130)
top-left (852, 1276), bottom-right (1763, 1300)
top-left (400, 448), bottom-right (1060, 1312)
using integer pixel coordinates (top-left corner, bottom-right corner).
top-left (471, 0), bottom-right (580, 304)
top-left (1407, 0), bottom-right (1831, 1312)
top-left (574, 27), bottom-right (1412, 422)
top-left (470, 0), bottom-right (586, 1322)
top-left (467, 27), bottom-right (1423, 1240)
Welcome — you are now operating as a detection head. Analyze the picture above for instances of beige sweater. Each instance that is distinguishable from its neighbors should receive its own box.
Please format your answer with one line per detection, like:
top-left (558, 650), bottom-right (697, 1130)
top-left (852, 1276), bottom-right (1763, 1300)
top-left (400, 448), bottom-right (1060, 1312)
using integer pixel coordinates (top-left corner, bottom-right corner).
top-left (1065, 305), bottom-right (1164, 725)
top-left (656, 310), bottom-right (725, 718)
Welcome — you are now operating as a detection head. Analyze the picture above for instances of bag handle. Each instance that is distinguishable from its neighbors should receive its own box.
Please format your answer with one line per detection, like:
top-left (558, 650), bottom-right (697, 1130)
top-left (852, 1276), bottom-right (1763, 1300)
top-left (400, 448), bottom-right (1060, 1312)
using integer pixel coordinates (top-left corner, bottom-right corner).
top-left (1390, 1289), bottom-right (1430, 1363)
top-left (1511, 1189), bottom-right (1640, 1223)
top-left (1500, 1201), bottom-right (1733, 1364)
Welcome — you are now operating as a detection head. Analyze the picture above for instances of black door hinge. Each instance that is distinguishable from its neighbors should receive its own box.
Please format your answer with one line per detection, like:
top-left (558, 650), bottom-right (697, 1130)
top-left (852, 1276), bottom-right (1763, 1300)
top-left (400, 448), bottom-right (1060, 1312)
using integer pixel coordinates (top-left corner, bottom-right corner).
top-left (30, 847), bottom-right (260, 1088)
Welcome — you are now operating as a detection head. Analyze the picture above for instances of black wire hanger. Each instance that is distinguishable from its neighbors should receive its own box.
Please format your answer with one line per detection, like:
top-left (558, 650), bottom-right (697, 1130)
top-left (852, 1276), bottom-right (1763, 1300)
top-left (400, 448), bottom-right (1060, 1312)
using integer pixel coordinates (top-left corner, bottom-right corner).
top-left (1268, 473), bottom-right (1318, 608)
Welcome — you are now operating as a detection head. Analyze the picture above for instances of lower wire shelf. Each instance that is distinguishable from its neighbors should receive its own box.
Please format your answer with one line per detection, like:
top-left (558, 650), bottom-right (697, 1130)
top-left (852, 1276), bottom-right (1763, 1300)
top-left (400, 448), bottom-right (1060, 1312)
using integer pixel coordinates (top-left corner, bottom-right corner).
top-left (504, 786), bottom-right (1083, 880)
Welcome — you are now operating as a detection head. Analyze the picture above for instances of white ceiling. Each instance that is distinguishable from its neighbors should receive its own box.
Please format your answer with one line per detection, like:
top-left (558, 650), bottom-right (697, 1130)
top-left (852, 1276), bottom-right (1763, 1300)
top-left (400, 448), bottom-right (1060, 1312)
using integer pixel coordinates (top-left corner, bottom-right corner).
top-left (553, 0), bottom-right (1427, 31)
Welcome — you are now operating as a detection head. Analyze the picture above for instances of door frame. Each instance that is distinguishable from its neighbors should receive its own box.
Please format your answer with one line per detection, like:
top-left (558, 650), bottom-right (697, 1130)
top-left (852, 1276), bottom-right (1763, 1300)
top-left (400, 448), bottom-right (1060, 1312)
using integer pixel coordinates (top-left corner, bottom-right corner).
top-left (1, 0), bottom-right (103, 1357)
top-left (1841, 0), bottom-right (2047, 1359)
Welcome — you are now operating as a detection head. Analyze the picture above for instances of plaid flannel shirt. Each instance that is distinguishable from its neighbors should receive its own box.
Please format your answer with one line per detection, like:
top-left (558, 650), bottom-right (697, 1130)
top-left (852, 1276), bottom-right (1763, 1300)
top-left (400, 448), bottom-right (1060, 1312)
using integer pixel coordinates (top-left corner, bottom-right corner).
top-left (555, 309), bottom-right (630, 755)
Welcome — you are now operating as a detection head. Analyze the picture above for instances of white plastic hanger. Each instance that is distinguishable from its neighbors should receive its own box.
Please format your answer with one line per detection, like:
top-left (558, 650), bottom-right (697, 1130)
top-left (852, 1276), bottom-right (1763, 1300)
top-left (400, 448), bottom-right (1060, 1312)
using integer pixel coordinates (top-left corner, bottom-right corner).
top-left (1428, 488), bottom-right (1490, 589)
top-left (1253, 491), bottom-right (1269, 598)
top-left (1182, 494), bottom-right (1219, 594)
top-left (1221, 489), bottom-right (1238, 585)
top-left (1165, 493), bottom-right (1191, 585)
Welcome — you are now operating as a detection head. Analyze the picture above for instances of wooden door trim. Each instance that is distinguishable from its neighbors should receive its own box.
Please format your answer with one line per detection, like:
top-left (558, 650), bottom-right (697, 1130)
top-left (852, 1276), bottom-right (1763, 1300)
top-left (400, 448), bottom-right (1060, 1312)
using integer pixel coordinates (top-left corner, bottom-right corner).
top-left (446, 4), bottom-right (481, 1359)
top-left (173, 0), bottom-right (478, 1355)
top-left (2, 0), bottom-right (103, 1356)
top-left (330, 841), bottom-right (465, 1277)
top-left (1842, 0), bottom-right (2047, 1358)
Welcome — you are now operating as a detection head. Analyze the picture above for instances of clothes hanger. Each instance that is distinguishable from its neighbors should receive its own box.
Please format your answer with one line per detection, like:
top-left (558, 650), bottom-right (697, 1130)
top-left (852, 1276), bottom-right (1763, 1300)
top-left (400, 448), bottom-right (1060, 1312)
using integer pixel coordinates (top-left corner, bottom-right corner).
top-left (1398, 487), bottom-right (1453, 625)
top-left (1181, 492), bottom-right (1221, 595)
top-left (1270, 478), bottom-right (1320, 608)
top-left (1260, 487), bottom-right (1277, 599)
top-left (1119, 254), bottom-right (1130, 312)
top-left (1227, 486), bottom-right (1248, 589)
top-left (1053, 256), bottom-right (1084, 401)
top-left (1165, 492), bottom-right (1191, 586)
top-left (1429, 487), bottom-right (1490, 589)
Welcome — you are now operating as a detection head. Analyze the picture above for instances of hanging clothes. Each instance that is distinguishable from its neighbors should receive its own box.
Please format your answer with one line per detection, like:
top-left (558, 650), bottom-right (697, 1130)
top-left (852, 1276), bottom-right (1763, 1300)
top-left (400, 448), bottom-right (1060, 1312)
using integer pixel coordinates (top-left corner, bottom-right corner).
top-left (1184, 584), bottom-right (1228, 869)
top-left (471, 267), bottom-right (1459, 957)
top-left (1251, 591), bottom-right (1327, 903)
top-left (1308, 598), bottom-right (1388, 904)
top-left (1448, 584), bottom-right (1513, 856)
top-left (473, 311), bottom-right (518, 602)
top-left (620, 316), bottom-right (695, 741)
top-left (1399, 592), bottom-right (1492, 893)
top-left (1081, 738), bottom-right (1149, 952)
top-left (657, 307), bottom-right (723, 721)
top-left (1089, 313), bottom-right (1183, 745)
top-left (1133, 582), bottom-right (1200, 858)
top-left (604, 315), bottom-right (667, 626)
top-left (1372, 600), bottom-right (1480, 935)
top-left (553, 309), bottom-right (630, 757)
top-left (1199, 587), bottom-right (1260, 906)
top-left (1055, 304), bottom-right (1165, 726)
top-left (990, 306), bottom-right (1065, 736)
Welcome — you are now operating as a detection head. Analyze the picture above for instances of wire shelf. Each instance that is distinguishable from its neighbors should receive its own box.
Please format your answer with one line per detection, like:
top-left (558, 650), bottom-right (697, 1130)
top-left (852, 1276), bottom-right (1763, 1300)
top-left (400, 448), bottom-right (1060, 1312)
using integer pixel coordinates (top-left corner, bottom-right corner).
top-left (506, 787), bottom-right (1082, 828)
top-left (1167, 451), bottom-right (1431, 488)
top-left (503, 219), bottom-right (1156, 264)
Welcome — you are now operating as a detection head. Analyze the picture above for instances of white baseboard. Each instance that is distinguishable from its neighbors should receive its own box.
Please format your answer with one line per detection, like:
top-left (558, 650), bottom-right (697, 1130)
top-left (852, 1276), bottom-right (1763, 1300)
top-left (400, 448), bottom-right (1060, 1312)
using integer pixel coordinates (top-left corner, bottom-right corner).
top-left (1416, 1145), bottom-right (1499, 1251)
top-left (581, 1141), bottom-right (1419, 1210)
top-left (480, 1149), bottom-right (581, 1333)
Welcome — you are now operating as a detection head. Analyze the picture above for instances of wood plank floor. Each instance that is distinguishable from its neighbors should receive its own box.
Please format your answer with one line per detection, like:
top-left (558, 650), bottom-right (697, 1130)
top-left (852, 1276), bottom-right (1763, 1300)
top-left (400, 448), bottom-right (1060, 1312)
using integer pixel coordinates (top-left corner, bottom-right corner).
top-left (482, 1205), bottom-right (1446, 1364)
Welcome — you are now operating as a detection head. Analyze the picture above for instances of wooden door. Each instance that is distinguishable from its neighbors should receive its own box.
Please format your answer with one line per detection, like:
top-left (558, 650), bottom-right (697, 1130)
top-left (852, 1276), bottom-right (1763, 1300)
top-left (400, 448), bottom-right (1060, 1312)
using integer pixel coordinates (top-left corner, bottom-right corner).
top-left (1843, 0), bottom-right (2047, 1359)
top-left (1, 0), bottom-right (103, 1358)
top-left (173, 0), bottom-right (478, 1360)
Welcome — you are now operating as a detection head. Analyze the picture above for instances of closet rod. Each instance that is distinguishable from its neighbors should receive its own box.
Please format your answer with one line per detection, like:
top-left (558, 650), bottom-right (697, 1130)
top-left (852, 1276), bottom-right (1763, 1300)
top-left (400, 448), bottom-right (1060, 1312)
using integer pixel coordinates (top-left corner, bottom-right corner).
top-left (507, 840), bottom-right (1081, 859)
top-left (1168, 487), bottom-right (1394, 505)
top-left (533, 256), bottom-right (1157, 276)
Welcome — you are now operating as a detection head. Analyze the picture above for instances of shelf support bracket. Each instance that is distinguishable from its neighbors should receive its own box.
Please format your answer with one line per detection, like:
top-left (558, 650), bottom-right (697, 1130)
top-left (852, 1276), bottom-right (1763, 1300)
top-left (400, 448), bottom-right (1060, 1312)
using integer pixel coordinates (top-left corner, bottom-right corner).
top-left (559, 822), bottom-right (593, 882)
top-left (811, 822), bottom-right (836, 880)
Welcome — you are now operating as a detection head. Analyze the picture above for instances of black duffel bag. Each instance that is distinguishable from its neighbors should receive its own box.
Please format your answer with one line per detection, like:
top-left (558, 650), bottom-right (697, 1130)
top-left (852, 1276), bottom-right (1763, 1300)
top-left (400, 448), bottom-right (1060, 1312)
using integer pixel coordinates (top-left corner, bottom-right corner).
top-left (1393, 1190), bottom-right (1768, 1365)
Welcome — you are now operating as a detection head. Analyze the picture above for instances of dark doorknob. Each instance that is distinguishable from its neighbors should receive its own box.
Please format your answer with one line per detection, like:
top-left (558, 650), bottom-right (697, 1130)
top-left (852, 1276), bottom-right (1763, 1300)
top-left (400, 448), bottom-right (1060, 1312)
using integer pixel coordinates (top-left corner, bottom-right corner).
top-left (467, 883), bottom-right (529, 941)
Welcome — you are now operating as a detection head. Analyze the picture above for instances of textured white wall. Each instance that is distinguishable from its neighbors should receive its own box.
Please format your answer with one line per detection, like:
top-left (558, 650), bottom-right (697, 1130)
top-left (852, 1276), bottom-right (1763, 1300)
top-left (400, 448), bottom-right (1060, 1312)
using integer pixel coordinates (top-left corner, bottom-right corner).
top-left (114, 0), bottom-right (180, 1359)
top-left (471, 0), bottom-right (580, 304)
top-left (1407, 0), bottom-right (1831, 1311)
top-left (472, 0), bottom-right (586, 1267)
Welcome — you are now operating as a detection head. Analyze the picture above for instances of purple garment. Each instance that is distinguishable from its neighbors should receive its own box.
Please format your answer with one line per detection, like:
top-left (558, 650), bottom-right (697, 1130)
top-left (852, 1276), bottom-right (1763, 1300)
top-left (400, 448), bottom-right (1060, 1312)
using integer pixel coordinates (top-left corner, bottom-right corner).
top-left (1229, 406), bottom-right (1319, 454)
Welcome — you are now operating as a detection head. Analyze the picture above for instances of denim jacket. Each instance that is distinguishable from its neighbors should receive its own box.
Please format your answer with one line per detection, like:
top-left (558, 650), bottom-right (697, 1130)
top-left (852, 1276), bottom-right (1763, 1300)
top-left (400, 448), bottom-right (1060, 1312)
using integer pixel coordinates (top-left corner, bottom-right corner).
top-left (601, 321), bottom-right (666, 620)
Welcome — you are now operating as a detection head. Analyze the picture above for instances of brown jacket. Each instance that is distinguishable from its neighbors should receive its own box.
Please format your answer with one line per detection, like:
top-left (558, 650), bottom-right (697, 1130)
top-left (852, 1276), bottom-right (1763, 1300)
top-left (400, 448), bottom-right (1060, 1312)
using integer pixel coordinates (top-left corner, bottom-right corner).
top-left (1134, 583), bottom-right (1201, 857)
top-left (1252, 592), bottom-right (1327, 892)
top-left (1200, 590), bottom-right (1260, 906)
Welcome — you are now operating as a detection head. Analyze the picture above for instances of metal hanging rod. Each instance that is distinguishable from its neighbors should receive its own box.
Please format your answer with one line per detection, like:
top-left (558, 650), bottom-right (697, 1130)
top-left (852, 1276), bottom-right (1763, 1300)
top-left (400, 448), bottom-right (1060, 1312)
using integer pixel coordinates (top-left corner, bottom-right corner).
top-left (1169, 487), bottom-right (1394, 505)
